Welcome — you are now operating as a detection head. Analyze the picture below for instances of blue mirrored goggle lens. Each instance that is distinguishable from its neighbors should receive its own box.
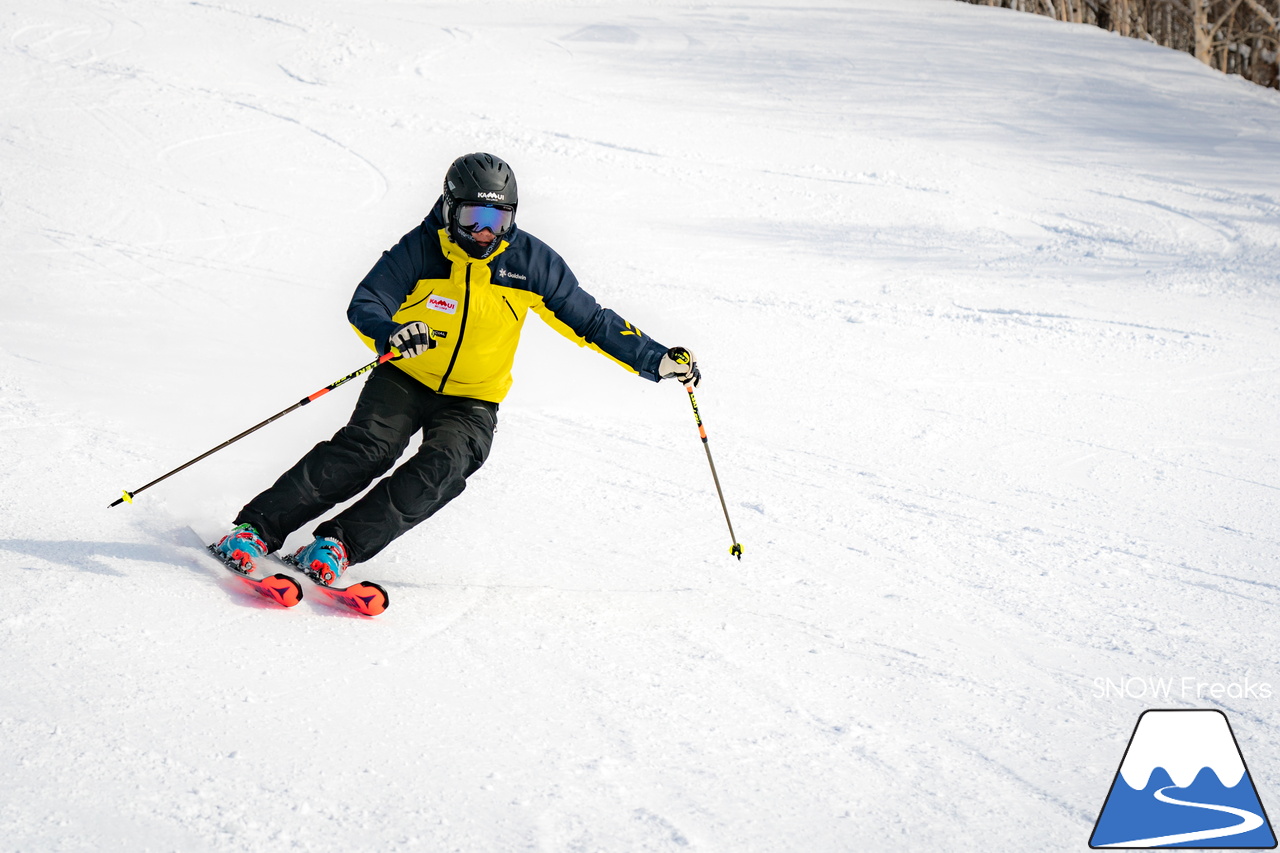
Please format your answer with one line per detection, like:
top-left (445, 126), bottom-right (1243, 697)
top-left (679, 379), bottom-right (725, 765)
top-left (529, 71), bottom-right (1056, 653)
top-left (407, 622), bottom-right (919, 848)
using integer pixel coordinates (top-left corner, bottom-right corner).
top-left (456, 204), bottom-right (514, 235)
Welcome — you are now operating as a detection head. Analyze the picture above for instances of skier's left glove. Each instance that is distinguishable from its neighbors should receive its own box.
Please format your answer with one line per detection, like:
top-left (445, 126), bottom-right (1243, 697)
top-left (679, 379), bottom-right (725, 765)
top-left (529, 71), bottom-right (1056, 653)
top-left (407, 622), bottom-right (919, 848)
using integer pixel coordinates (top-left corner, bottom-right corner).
top-left (385, 321), bottom-right (436, 359)
top-left (659, 347), bottom-right (701, 387)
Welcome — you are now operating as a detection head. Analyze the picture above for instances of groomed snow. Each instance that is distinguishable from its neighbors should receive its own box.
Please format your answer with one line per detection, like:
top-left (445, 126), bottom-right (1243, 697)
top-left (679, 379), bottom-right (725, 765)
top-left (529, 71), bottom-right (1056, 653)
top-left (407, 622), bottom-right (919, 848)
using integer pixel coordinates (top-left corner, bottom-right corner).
top-left (2, 1), bottom-right (1279, 850)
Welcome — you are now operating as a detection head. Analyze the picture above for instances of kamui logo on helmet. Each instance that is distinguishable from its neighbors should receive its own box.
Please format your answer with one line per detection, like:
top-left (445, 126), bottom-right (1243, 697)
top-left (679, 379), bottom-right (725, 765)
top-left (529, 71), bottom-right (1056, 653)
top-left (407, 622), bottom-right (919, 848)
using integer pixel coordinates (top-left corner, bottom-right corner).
top-left (475, 191), bottom-right (507, 202)
top-left (427, 295), bottom-right (458, 314)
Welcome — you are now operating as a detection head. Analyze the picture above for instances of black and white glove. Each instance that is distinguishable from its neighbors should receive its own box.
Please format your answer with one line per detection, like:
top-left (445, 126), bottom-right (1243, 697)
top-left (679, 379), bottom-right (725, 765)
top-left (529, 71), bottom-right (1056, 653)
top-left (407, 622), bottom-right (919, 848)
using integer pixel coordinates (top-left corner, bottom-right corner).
top-left (658, 347), bottom-right (701, 387)
top-left (385, 321), bottom-right (436, 359)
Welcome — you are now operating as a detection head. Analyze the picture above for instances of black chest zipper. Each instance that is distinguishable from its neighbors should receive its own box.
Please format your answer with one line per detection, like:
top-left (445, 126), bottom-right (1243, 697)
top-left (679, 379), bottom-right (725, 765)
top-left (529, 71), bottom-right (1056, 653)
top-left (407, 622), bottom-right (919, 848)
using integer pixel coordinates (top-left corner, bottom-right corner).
top-left (438, 263), bottom-right (471, 392)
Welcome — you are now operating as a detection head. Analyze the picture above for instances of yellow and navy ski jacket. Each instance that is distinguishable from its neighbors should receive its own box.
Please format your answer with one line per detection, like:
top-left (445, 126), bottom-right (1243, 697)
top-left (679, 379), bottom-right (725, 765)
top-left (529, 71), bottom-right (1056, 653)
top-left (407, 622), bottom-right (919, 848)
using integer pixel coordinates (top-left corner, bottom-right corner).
top-left (348, 199), bottom-right (669, 403)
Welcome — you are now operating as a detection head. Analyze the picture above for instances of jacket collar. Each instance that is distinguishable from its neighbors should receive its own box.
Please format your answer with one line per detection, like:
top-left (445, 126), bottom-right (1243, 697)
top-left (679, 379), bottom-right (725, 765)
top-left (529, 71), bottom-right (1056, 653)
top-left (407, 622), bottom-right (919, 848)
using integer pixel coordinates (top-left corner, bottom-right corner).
top-left (437, 226), bottom-right (510, 265)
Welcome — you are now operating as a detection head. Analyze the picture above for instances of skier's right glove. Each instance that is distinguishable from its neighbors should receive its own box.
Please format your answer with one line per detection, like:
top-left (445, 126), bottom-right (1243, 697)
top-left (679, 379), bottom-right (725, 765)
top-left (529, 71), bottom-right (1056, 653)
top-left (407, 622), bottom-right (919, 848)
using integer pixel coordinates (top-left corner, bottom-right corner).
top-left (659, 347), bottom-right (701, 387)
top-left (385, 321), bottom-right (436, 359)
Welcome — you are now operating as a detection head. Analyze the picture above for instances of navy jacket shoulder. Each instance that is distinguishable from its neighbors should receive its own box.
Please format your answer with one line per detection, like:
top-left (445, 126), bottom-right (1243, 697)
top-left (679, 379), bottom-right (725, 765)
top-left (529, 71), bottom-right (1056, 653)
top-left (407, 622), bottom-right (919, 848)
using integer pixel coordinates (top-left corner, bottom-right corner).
top-left (346, 204), bottom-right (451, 349)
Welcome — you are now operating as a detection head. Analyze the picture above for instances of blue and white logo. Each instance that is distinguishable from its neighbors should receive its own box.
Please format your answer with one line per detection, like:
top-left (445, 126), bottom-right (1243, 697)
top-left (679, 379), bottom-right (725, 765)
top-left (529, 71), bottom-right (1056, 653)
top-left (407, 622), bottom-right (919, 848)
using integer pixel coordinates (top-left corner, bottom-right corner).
top-left (1091, 709), bottom-right (1276, 848)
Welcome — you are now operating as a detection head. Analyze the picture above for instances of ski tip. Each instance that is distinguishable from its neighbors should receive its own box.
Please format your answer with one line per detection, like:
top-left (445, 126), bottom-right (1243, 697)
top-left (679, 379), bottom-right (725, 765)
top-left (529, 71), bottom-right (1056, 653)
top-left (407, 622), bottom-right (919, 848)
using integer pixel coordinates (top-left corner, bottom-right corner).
top-left (345, 581), bottom-right (389, 617)
top-left (263, 574), bottom-right (304, 608)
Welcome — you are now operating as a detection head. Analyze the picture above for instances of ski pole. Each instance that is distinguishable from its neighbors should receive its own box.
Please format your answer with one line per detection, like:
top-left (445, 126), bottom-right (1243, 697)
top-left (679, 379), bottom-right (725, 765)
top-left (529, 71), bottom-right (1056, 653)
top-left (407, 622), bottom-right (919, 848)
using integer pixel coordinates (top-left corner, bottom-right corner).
top-left (682, 380), bottom-right (743, 560)
top-left (110, 352), bottom-right (398, 508)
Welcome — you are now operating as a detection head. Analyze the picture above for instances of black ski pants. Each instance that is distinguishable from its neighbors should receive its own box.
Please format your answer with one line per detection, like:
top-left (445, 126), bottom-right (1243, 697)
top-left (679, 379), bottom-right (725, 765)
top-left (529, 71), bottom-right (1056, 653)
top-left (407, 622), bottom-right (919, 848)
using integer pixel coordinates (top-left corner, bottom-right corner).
top-left (235, 363), bottom-right (497, 564)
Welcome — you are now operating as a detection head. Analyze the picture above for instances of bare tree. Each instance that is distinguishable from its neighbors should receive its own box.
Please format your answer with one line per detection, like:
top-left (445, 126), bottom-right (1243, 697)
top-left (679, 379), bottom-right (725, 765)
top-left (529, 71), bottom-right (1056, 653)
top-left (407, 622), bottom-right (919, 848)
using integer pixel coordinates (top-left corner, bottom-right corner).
top-left (959, 0), bottom-right (1280, 88)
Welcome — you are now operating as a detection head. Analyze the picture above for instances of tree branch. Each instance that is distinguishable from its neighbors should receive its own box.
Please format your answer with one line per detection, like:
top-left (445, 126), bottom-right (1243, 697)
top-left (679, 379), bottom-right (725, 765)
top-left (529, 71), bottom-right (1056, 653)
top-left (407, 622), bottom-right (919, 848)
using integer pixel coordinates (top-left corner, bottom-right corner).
top-left (1241, 0), bottom-right (1278, 29)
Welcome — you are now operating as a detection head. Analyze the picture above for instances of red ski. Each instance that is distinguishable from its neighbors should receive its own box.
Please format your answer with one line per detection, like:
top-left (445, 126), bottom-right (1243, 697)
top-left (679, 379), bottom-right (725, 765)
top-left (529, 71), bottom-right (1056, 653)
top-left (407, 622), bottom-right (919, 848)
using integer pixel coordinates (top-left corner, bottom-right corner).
top-left (304, 579), bottom-right (389, 617)
top-left (205, 545), bottom-right (303, 608)
top-left (277, 553), bottom-right (389, 617)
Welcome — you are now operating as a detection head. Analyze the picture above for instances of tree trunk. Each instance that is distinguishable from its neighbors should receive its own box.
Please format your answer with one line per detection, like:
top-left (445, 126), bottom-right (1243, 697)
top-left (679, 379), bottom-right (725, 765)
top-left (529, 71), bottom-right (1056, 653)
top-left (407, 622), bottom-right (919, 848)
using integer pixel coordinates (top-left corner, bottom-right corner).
top-left (1192, 0), bottom-right (1213, 63)
top-left (1112, 0), bottom-right (1131, 36)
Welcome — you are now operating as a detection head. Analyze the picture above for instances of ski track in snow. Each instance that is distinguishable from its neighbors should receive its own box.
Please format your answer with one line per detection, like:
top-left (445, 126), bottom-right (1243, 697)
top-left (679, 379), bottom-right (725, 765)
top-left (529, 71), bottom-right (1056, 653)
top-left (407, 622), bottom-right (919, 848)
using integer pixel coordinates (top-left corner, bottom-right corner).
top-left (2, 1), bottom-right (1280, 851)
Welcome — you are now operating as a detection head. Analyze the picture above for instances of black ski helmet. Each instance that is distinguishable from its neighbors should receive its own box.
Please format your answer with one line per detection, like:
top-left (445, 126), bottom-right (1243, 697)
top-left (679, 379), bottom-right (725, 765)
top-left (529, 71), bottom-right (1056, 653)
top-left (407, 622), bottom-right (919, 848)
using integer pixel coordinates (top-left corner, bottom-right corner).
top-left (443, 153), bottom-right (518, 258)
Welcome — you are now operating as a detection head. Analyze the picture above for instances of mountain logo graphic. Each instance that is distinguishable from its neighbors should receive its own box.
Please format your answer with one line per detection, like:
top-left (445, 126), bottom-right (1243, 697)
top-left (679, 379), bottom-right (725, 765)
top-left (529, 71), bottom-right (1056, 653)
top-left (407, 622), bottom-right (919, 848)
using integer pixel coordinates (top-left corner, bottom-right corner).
top-left (1090, 709), bottom-right (1276, 848)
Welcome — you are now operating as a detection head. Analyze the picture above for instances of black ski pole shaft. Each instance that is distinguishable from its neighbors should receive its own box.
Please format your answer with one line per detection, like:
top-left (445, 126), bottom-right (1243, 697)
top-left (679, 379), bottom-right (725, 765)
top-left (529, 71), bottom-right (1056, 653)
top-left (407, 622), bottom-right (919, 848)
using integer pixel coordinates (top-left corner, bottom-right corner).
top-left (110, 352), bottom-right (397, 508)
top-left (684, 384), bottom-right (743, 559)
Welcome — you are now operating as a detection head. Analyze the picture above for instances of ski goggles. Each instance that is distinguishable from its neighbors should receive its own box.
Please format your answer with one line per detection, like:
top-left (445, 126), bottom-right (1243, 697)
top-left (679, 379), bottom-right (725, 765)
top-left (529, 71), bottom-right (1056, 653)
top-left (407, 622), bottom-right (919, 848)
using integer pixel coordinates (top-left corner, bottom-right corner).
top-left (456, 203), bottom-right (515, 236)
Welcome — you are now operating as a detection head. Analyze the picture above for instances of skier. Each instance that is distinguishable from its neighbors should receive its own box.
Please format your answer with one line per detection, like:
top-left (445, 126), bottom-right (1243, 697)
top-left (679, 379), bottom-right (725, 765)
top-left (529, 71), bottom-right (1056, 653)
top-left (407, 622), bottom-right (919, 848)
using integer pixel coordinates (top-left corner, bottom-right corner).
top-left (212, 152), bottom-right (700, 585)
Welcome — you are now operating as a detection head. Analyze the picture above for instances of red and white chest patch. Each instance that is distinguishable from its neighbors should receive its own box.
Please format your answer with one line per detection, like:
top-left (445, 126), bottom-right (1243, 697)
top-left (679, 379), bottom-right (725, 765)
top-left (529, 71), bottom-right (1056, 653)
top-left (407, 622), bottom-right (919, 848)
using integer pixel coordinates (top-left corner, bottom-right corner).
top-left (427, 295), bottom-right (458, 314)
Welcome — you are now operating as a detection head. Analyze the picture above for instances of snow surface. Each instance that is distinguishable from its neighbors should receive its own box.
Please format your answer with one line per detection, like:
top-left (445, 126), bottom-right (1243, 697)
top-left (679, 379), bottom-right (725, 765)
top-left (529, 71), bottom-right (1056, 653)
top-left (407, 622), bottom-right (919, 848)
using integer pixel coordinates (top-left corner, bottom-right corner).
top-left (3, 0), bottom-right (1280, 850)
